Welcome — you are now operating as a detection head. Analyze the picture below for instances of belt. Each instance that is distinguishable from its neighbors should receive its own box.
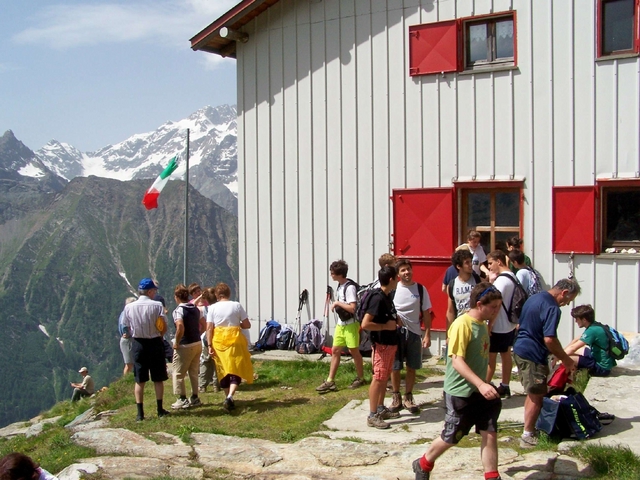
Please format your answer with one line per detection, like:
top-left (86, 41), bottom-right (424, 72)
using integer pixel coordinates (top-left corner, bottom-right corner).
top-left (337, 318), bottom-right (357, 326)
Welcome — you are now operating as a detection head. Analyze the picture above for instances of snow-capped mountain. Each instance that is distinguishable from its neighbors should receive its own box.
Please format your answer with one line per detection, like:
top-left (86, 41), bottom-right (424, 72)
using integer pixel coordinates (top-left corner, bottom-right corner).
top-left (35, 104), bottom-right (238, 213)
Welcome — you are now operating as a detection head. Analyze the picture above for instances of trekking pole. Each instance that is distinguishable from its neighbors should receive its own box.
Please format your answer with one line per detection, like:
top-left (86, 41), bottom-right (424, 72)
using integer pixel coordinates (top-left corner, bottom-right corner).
top-left (297, 289), bottom-right (308, 334)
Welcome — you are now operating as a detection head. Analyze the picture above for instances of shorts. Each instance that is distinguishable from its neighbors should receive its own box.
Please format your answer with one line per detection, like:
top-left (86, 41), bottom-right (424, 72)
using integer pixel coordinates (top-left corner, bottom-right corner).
top-left (440, 391), bottom-right (502, 444)
top-left (514, 353), bottom-right (548, 395)
top-left (393, 328), bottom-right (423, 371)
top-left (132, 337), bottom-right (169, 384)
top-left (219, 374), bottom-right (242, 388)
top-left (372, 344), bottom-right (397, 381)
top-left (577, 348), bottom-right (611, 377)
top-left (333, 322), bottom-right (360, 349)
top-left (489, 330), bottom-right (516, 353)
top-left (120, 336), bottom-right (133, 364)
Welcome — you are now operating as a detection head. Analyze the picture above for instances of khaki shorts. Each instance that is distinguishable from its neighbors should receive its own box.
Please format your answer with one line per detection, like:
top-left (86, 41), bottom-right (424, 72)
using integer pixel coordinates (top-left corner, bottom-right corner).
top-left (514, 353), bottom-right (549, 395)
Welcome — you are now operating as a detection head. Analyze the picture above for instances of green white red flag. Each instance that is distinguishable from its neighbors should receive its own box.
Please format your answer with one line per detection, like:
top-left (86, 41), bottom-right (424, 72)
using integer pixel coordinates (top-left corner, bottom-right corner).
top-left (142, 156), bottom-right (179, 210)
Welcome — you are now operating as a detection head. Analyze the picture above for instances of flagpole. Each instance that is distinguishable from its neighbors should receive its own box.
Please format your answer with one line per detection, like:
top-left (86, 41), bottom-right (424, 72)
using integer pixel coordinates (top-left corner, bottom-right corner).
top-left (184, 129), bottom-right (190, 285)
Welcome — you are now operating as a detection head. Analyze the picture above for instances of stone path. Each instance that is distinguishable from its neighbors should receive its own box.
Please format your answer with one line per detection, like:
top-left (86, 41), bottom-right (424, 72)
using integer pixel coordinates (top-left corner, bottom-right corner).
top-left (2, 353), bottom-right (638, 479)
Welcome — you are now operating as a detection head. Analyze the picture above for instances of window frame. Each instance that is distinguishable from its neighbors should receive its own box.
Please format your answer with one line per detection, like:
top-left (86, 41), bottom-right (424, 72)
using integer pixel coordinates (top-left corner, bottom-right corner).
top-left (598, 179), bottom-right (640, 250)
top-left (462, 12), bottom-right (517, 71)
top-left (597, 0), bottom-right (640, 58)
top-left (455, 181), bottom-right (524, 252)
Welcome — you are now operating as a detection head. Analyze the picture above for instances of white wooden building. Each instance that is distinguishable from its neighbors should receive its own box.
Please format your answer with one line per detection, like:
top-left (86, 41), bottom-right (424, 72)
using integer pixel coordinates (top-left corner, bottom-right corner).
top-left (191, 0), bottom-right (640, 349)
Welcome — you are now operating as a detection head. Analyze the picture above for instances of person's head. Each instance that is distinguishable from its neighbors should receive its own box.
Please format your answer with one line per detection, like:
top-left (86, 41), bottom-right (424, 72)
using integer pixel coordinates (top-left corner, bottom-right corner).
top-left (78, 367), bottom-right (88, 377)
top-left (0, 452), bottom-right (40, 480)
top-left (378, 253), bottom-right (397, 268)
top-left (550, 278), bottom-right (582, 306)
top-left (571, 304), bottom-right (595, 328)
top-left (378, 265), bottom-right (397, 288)
top-left (174, 284), bottom-right (189, 303)
top-left (487, 250), bottom-right (508, 273)
top-left (395, 259), bottom-right (413, 284)
top-left (508, 249), bottom-right (526, 267)
top-left (506, 236), bottom-right (524, 251)
top-left (452, 249), bottom-right (473, 273)
top-left (214, 282), bottom-right (231, 300)
top-left (467, 230), bottom-right (482, 248)
top-left (329, 260), bottom-right (349, 279)
top-left (188, 283), bottom-right (202, 298)
top-left (138, 277), bottom-right (158, 297)
top-left (201, 287), bottom-right (217, 305)
top-left (469, 282), bottom-right (503, 320)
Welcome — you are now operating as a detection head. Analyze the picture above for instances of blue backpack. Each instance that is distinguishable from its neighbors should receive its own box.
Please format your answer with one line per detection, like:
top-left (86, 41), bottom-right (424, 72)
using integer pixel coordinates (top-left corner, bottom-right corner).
top-left (254, 320), bottom-right (281, 351)
top-left (597, 322), bottom-right (629, 360)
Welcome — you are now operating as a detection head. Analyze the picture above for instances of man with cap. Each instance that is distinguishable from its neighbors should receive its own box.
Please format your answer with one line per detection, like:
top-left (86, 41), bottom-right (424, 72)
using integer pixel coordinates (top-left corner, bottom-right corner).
top-left (70, 367), bottom-right (95, 402)
top-left (122, 277), bottom-right (170, 421)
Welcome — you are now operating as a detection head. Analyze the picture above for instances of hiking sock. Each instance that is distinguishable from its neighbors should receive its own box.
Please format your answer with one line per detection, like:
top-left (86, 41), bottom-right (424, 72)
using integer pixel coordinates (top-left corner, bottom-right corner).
top-left (180, 396), bottom-right (187, 401)
top-left (500, 383), bottom-right (509, 387)
top-left (522, 430), bottom-right (535, 437)
top-left (156, 399), bottom-right (164, 413)
top-left (326, 377), bottom-right (334, 383)
top-left (136, 403), bottom-right (144, 418)
top-left (369, 412), bottom-right (377, 417)
top-left (419, 455), bottom-right (434, 472)
top-left (484, 471), bottom-right (500, 479)
top-left (376, 406), bottom-right (385, 413)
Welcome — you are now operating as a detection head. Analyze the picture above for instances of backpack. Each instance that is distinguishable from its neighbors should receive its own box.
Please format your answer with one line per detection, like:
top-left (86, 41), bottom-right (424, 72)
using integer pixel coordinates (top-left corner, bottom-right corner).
top-left (333, 278), bottom-right (360, 322)
top-left (596, 322), bottom-right (629, 360)
top-left (497, 273), bottom-right (528, 323)
top-left (276, 325), bottom-right (297, 350)
top-left (254, 320), bottom-right (281, 351)
top-left (537, 389), bottom-right (602, 440)
top-left (295, 319), bottom-right (325, 354)
top-left (524, 267), bottom-right (544, 296)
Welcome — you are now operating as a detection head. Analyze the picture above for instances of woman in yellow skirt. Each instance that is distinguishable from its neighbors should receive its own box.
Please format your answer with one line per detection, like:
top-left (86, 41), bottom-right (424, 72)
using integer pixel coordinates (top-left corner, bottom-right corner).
top-left (203, 283), bottom-right (253, 411)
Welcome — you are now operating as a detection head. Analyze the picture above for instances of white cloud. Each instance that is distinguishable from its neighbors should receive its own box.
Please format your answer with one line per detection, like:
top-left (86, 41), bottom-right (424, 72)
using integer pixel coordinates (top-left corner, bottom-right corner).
top-left (12, 0), bottom-right (239, 50)
top-left (201, 54), bottom-right (236, 71)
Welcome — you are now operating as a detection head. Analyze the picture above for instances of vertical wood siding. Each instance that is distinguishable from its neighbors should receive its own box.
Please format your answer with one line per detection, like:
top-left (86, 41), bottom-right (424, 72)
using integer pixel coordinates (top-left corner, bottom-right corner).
top-left (236, 0), bottom-right (640, 344)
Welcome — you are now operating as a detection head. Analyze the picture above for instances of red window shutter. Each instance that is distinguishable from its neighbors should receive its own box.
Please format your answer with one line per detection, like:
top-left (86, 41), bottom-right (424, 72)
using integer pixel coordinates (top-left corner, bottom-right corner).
top-left (406, 260), bottom-right (450, 332)
top-left (392, 188), bottom-right (456, 258)
top-left (409, 20), bottom-right (459, 76)
top-left (552, 186), bottom-right (597, 254)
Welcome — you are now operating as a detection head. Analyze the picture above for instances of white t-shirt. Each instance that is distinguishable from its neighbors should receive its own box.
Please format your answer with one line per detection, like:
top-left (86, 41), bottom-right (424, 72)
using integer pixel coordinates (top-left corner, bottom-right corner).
top-left (492, 271), bottom-right (517, 333)
top-left (450, 275), bottom-right (479, 318)
top-left (470, 245), bottom-right (487, 276)
top-left (393, 282), bottom-right (432, 336)
top-left (337, 281), bottom-right (357, 304)
top-left (516, 268), bottom-right (531, 294)
top-left (206, 301), bottom-right (248, 327)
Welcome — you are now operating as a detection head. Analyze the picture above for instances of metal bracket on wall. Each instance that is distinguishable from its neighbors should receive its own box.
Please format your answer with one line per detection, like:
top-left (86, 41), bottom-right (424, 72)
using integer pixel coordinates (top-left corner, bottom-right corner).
top-left (568, 251), bottom-right (575, 279)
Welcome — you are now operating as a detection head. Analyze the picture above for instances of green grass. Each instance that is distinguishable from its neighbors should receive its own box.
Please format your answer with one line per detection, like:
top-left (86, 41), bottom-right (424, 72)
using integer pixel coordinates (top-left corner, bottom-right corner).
top-left (572, 444), bottom-right (640, 479)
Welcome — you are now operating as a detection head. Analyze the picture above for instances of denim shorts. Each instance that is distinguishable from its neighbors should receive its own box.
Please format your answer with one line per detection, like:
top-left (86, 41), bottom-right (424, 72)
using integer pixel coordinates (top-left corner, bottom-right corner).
top-left (393, 328), bottom-right (423, 371)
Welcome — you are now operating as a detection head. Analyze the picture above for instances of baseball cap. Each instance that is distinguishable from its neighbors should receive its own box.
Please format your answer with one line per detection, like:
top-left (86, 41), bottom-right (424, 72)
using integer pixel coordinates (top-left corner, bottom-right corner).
top-left (138, 278), bottom-right (156, 290)
top-left (79, 367), bottom-right (88, 373)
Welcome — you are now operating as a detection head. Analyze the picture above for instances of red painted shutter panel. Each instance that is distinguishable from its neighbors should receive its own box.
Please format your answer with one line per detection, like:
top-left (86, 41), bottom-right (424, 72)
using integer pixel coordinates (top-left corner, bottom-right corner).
top-left (552, 186), bottom-right (597, 254)
top-left (407, 260), bottom-right (450, 332)
top-left (392, 188), bottom-right (456, 258)
top-left (409, 20), bottom-right (459, 76)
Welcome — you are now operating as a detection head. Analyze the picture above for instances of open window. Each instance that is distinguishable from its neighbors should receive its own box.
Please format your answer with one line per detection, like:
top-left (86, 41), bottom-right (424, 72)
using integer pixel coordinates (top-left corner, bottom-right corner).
top-left (601, 180), bottom-right (640, 250)
top-left (597, 0), bottom-right (640, 58)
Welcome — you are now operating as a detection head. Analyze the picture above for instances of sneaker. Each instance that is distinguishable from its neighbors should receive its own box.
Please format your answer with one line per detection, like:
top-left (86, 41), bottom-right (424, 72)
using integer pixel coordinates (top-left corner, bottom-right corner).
top-left (222, 397), bottom-right (236, 411)
top-left (171, 398), bottom-right (190, 410)
top-left (403, 392), bottom-right (420, 414)
top-left (389, 392), bottom-right (402, 412)
top-left (315, 380), bottom-right (337, 393)
top-left (367, 413), bottom-right (390, 429)
top-left (349, 377), bottom-right (366, 389)
top-left (157, 409), bottom-right (170, 418)
top-left (520, 433), bottom-right (538, 449)
top-left (412, 458), bottom-right (430, 480)
top-left (378, 406), bottom-right (400, 420)
top-left (189, 396), bottom-right (202, 407)
top-left (496, 384), bottom-right (511, 399)
top-left (136, 415), bottom-right (144, 422)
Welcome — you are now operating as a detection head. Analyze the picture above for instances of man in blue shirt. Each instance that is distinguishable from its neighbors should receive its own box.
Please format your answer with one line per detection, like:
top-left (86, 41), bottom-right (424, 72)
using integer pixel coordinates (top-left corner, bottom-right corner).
top-left (512, 278), bottom-right (581, 448)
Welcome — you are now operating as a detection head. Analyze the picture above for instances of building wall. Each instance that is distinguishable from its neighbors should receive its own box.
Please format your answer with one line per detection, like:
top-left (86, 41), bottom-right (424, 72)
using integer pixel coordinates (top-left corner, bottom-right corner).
top-left (235, 0), bottom-right (640, 347)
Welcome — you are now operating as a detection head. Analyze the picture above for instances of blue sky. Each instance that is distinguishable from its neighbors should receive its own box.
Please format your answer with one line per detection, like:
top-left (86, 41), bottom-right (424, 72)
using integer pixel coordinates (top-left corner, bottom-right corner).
top-left (0, 0), bottom-right (237, 152)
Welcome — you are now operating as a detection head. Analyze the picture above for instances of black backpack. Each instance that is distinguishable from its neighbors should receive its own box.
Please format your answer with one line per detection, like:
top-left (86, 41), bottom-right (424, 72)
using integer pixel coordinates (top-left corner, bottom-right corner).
top-left (276, 325), bottom-right (297, 350)
top-left (334, 278), bottom-right (360, 322)
top-left (497, 273), bottom-right (528, 323)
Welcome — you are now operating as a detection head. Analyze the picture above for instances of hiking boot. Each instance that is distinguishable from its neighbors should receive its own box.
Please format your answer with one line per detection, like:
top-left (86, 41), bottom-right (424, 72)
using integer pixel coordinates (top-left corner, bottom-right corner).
top-left (136, 415), bottom-right (144, 422)
top-left (171, 398), bottom-right (190, 410)
top-left (496, 384), bottom-right (511, 399)
top-left (189, 396), bottom-right (202, 407)
top-left (412, 458), bottom-right (430, 480)
top-left (157, 409), bottom-right (170, 418)
top-left (520, 433), bottom-right (538, 449)
top-left (349, 377), bottom-right (366, 389)
top-left (316, 380), bottom-right (337, 393)
top-left (378, 406), bottom-right (400, 420)
top-left (223, 397), bottom-right (236, 411)
top-left (367, 413), bottom-right (390, 429)
top-left (403, 392), bottom-right (420, 414)
top-left (389, 392), bottom-right (402, 412)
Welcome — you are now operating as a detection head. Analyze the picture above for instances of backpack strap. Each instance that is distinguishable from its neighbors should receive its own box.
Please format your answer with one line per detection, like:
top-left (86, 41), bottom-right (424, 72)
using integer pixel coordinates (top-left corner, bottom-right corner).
top-left (417, 283), bottom-right (424, 320)
top-left (497, 273), bottom-right (518, 316)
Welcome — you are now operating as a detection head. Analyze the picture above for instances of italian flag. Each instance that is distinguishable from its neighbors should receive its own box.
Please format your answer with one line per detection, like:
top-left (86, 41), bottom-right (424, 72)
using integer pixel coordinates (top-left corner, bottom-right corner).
top-left (141, 156), bottom-right (179, 210)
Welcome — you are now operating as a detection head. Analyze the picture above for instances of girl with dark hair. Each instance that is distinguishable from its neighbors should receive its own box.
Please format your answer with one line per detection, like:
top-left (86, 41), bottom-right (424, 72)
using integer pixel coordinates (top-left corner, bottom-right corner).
top-left (0, 453), bottom-right (57, 480)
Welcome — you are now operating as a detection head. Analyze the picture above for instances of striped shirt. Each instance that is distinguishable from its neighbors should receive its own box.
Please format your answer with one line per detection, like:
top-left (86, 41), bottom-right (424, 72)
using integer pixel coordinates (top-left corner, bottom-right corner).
top-left (122, 295), bottom-right (165, 339)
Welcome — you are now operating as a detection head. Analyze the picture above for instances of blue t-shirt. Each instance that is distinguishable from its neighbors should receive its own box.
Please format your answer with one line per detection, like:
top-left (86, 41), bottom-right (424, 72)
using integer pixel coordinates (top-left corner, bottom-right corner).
top-left (443, 265), bottom-right (458, 287)
top-left (513, 292), bottom-right (561, 365)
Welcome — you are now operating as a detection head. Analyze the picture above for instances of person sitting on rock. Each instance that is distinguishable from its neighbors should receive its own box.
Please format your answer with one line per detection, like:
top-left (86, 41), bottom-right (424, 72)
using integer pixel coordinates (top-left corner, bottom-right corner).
top-left (0, 452), bottom-right (58, 480)
top-left (565, 304), bottom-right (616, 377)
top-left (70, 367), bottom-right (95, 402)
